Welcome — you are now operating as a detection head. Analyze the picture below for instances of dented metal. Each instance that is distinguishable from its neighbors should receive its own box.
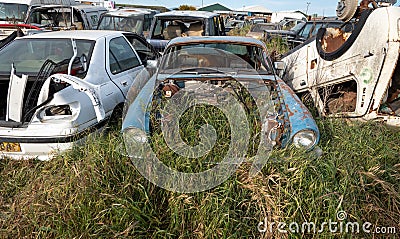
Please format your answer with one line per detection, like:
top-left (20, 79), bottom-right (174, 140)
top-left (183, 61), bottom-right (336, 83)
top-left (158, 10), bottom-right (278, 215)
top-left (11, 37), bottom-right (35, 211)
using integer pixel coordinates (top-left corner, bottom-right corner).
top-left (0, 30), bottom-right (157, 160)
top-left (281, 3), bottom-right (400, 127)
top-left (122, 36), bottom-right (320, 151)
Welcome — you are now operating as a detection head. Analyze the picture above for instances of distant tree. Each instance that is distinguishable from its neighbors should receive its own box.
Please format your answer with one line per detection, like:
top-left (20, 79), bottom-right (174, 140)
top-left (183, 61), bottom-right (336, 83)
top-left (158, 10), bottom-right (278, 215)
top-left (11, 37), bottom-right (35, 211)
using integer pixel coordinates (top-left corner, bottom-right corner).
top-left (179, 5), bottom-right (197, 10)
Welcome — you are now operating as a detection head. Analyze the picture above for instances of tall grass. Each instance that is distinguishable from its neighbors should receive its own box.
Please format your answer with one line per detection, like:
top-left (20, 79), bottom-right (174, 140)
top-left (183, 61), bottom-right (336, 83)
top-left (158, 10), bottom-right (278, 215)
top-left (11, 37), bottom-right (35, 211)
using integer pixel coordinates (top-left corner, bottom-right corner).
top-left (1, 31), bottom-right (399, 238)
top-left (0, 119), bottom-right (399, 238)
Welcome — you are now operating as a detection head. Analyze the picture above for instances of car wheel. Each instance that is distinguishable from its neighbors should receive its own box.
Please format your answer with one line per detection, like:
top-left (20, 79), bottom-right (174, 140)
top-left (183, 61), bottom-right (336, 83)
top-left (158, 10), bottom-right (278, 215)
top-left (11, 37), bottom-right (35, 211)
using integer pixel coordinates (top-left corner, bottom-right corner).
top-left (336, 0), bottom-right (358, 22)
top-left (107, 104), bottom-right (124, 130)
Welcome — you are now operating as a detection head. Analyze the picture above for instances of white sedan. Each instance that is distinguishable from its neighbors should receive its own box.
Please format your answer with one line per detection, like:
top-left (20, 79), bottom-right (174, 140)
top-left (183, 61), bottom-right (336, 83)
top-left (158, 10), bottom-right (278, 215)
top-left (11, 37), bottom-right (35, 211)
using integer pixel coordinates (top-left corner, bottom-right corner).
top-left (0, 30), bottom-right (159, 160)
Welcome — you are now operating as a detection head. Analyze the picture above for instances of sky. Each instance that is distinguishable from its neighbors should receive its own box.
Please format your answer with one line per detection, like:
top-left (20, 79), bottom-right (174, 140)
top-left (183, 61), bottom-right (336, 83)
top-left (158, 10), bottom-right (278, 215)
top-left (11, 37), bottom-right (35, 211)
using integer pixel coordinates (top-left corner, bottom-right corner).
top-left (118, 0), bottom-right (341, 16)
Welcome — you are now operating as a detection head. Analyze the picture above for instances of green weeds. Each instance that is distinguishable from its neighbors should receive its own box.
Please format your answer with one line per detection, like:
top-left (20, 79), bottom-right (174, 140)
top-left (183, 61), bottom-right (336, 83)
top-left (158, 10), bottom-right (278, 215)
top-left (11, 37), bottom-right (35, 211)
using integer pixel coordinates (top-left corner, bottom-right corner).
top-left (0, 119), bottom-right (399, 238)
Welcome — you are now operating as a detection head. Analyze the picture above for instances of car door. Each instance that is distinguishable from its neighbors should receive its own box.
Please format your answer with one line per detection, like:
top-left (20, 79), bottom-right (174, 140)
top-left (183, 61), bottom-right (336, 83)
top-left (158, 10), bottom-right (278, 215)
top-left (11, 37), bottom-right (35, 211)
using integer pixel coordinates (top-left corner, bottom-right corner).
top-left (123, 33), bottom-right (160, 62)
top-left (105, 35), bottom-right (146, 98)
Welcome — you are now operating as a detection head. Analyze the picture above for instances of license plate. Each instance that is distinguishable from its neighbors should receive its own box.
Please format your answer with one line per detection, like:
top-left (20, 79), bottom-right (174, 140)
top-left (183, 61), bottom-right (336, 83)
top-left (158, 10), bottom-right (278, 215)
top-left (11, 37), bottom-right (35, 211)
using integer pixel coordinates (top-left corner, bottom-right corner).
top-left (0, 142), bottom-right (21, 152)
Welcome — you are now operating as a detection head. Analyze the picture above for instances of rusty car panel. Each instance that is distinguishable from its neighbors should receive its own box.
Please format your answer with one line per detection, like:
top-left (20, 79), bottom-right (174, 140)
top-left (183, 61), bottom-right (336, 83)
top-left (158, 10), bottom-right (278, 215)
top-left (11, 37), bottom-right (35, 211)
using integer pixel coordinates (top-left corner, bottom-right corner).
top-left (281, 1), bottom-right (400, 127)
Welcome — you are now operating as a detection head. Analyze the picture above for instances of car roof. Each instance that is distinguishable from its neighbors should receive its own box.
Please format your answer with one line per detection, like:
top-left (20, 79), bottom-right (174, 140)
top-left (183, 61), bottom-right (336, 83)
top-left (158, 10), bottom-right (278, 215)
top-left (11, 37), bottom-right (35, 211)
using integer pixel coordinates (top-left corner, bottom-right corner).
top-left (305, 19), bottom-right (344, 24)
top-left (167, 36), bottom-right (266, 48)
top-left (34, 4), bottom-right (107, 11)
top-left (255, 23), bottom-right (277, 26)
top-left (154, 11), bottom-right (219, 18)
top-left (22, 30), bottom-right (125, 40)
top-left (102, 8), bottom-right (154, 17)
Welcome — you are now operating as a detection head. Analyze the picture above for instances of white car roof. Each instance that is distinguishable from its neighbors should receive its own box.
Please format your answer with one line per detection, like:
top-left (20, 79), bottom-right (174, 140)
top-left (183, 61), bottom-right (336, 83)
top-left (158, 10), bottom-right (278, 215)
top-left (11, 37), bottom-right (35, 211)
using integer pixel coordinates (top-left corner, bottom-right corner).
top-left (23, 30), bottom-right (125, 40)
top-left (2, 0), bottom-right (76, 5)
top-left (155, 11), bottom-right (219, 18)
top-left (103, 8), bottom-right (153, 17)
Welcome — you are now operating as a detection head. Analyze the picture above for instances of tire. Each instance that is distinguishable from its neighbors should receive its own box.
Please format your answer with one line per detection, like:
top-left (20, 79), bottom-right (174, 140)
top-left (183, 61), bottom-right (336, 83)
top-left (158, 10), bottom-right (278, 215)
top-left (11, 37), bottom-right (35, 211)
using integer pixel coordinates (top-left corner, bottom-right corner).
top-left (336, 0), bottom-right (358, 22)
top-left (107, 104), bottom-right (124, 131)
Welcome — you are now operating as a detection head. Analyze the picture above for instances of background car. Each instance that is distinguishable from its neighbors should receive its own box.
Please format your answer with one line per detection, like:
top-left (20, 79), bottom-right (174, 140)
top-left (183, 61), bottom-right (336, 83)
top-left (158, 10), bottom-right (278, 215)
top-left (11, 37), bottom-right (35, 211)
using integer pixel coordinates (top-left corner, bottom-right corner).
top-left (264, 19), bottom-right (352, 49)
top-left (0, 30), bottom-right (159, 160)
top-left (97, 8), bottom-right (158, 38)
top-left (281, 2), bottom-right (400, 127)
top-left (26, 4), bottom-right (108, 30)
top-left (246, 23), bottom-right (281, 39)
top-left (122, 36), bottom-right (320, 151)
top-left (147, 11), bottom-right (226, 52)
top-left (0, 2), bottom-right (106, 40)
top-left (224, 19), bottom-right (246, 33)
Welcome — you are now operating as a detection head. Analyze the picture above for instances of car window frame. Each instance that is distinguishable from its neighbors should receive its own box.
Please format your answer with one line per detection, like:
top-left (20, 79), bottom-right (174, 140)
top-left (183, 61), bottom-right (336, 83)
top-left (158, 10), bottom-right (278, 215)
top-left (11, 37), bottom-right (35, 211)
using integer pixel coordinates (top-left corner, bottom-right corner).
top-left (108, 36), bottom-right (142, 75)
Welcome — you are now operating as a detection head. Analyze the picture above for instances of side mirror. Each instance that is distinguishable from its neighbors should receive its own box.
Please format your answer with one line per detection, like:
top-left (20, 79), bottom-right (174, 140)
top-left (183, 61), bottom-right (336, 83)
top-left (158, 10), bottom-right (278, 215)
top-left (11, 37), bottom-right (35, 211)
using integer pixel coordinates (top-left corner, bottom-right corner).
top-left (146, 59), bottom-right (158, 69)
top-left (274, 61), bottom-right (285, 71)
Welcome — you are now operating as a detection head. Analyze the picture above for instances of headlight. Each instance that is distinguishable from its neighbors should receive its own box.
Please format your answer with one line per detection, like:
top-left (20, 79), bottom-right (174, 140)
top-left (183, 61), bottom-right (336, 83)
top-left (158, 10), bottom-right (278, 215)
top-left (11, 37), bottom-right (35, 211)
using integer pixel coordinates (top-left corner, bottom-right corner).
top-left (122, 126), bottom-right (148, 144)
top-left (292, 130), bottom-right (317, 150)
top-left (122, 127), bottom-right (148, 159)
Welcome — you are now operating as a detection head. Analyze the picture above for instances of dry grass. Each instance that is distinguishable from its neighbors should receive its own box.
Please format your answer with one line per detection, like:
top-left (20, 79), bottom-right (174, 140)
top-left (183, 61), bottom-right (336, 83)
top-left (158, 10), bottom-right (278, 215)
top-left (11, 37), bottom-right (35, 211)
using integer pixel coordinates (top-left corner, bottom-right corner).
top-left (0, 119), bottom-right (399, 238)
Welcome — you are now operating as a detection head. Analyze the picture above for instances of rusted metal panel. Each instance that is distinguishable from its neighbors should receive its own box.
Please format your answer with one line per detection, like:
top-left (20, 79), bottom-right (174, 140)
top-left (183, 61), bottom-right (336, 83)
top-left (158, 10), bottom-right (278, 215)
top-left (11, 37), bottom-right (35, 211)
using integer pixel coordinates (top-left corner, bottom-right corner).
top-left (281, 5), bottom-right (400, 126)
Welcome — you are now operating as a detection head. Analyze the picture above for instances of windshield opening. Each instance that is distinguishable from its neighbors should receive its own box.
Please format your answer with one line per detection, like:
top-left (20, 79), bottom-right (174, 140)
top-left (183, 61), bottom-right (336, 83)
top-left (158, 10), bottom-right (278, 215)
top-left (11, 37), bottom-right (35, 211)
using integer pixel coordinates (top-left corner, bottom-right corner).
top-left (151, 18), bottom-right (205, 40)
top-left (290, 22), bottom-right (306, 32)
top-left (164, 43), bottom-right (273, 73)
top-left (251, 24), bottom-right (277, 32)
top-left (0, 3), bottom-right (28, 22)
top-left (98, 16), bottom-right (144, 34)
top-left (0, 38), bottom-right (95, 76)
top-left (28, 7), bottom-right (85, 30)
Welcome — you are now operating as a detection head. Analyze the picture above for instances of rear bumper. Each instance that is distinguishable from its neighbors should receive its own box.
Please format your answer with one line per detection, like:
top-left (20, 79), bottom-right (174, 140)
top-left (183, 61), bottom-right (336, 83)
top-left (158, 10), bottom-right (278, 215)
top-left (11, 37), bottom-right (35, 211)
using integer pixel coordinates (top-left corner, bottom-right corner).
top-left (0, 119), bottom-right (108, 160)
top-left (0, 141), bottom-right (74, 161)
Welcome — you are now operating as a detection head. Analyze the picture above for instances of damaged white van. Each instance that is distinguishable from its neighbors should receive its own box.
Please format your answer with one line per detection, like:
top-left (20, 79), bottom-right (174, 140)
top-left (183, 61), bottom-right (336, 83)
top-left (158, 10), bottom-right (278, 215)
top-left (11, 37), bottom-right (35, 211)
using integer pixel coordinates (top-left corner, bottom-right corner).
top-left (280, 0), bottom-right (400, 127)
top-left (0, 30), bottom-right (158, 160)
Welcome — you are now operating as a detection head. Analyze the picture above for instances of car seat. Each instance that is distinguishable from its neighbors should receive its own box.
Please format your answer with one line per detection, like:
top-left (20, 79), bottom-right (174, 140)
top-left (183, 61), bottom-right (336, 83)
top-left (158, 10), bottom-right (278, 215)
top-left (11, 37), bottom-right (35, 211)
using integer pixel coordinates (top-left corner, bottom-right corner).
top-left (163, 25), bottom-right (182, 39)
top-left (185, 22), bottom-right (203, 36)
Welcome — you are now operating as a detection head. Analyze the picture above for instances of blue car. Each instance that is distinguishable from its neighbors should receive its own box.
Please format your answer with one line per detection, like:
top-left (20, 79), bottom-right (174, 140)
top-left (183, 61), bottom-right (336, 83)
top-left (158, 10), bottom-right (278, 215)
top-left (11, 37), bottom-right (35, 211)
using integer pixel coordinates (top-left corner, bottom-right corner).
top-left (122, 36), bottom-right (320, 151)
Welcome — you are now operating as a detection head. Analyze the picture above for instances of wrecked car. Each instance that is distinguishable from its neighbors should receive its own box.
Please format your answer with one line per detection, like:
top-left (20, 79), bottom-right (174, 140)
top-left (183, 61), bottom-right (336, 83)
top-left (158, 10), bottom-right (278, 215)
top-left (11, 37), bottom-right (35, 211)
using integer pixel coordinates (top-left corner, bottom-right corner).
top-left (0, 0), bottom-right (78, 39)
top-left (246, 23), bottom-right (281, 40)
top-left (147, 11), bottom-right (226, 52)
top-left (0, 0), bottom-right (76, 25)
top-left (97, 8), bottom-right (158, 38)
top-left (0, 30), bottom-right (159, 160)
top-left (265, 19), bottom-right (348, 50)
top-left (281, 0), bottom-right (400, 127)
top-left (122, 36), bottom-right (320, 151)
top-left (26, 4), bottom-right (108, 30)
top-left (224, 19), bottom-right (246, 33)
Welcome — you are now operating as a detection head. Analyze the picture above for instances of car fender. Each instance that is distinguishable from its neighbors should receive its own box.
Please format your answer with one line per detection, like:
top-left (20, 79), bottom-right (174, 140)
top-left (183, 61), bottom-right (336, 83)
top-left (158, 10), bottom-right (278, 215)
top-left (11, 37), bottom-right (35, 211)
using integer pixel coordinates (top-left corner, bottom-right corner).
top-left (276, 78), bottom-right (320, 142)
top-left (40, 74), bottom-right (106, 122)
top-left (121, 75), bottom-right (157, 132)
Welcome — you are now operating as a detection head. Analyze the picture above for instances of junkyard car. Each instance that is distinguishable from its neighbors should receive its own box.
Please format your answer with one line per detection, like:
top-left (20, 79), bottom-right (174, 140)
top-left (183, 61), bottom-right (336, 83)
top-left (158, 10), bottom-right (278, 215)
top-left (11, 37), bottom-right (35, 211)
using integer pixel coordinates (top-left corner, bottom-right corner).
top-left (224, 20), bottom-right (246, 33)
top-left (0, 30), bottom-right (159, 160)
top-left (264, 19), bottom-right (348, 49)
top-left (26, 4), bottom-right (108, 30)
top-left (246, 23), bottom-right (281, 39)
top-left (122, 36), bottom-right (320, 151)
top-left (0, 0), bottom-right (78, 39)
top-left (281, 0), bottom-right (400, 127)
top-left (97, 8), bottom-right (158, 38)
top-left (147, 11), bottom-right (226, 52)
